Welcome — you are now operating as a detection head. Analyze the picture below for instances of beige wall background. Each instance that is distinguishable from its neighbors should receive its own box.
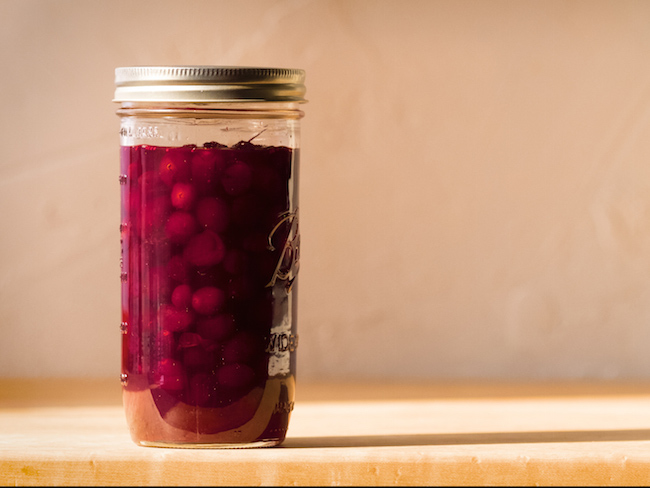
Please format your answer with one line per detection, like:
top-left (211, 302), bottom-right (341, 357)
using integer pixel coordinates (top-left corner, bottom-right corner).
top-left (2, 0), bottom-right (650, 380)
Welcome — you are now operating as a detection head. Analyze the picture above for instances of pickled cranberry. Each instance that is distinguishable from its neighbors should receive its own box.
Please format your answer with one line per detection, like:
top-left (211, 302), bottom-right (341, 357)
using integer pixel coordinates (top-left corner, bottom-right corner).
top-left (159, 152), bottom-right (190, 187)
top-left (178, 332), bottom-right (203, 349)
top-left (127, 161), bottom-right (143, 184)
top-left (170, 182), bottom-right (197, 210)
top-left (138, 170), bottom-right (168, 198)
top-left (183, 230), bottom-right (226, 267)
top-left (217, 363), bottom-right (255, 389)
top-left (196, 313), bottom-right (236, 342)
top-left (165, 211), bottom-right (198, 245)
top-left (160, 304), bottom-right (194, 332)
top-left (195, 197), bottom-right (230, 233)
top-left (136, 195), bottom-right (171, 236)
top-left (123, 141), bottom-right (297, 443)
top-left (191, 150), bottom-right (226, 194)
top-left (192, 286), bottom-right (226, 316)
top-left (222, 161), bottom-right (252, 196)
top-left (155, 358), bottom-right (186, 391)
top-left (142, 144), bottom-right (167, 169)
top-left (223, 331), bottom-right (259, 364)
top-left (171, 284), bottom-right (193, 310)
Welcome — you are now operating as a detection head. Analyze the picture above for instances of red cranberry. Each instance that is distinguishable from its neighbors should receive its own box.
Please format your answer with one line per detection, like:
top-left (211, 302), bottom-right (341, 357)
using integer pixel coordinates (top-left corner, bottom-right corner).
top-left (171, 284), bottom-right (193, 309)
top-left (195, 197), bottom-right (230, 233)
top-left (159, 151), bottom-right (190, 187)
top-left (178, 332), bottom-right (203, 348)
top-left (183, 230), bottom-right (226, 267)
top-left (192, 286), bottom-right (226, 316)
top-left (155, 358), bottom-right (186, 391)
top-left (137, 195), bottom-right (171, 237)
top-left (217, 363), bottom-right (255, 389)
top-left (160, 304), bottom-right (194, 332)
top-left (170, 182), bottom-right (197, 210)
top-left (222, 161), bottom-right (252, 196)
top-left (165, 211), bottom-right (198, 245)
top-left (127, 161), bottom-right (143, 185)
top-left (196, 314), bottom-right (236, 342)
top-left (138, 170), bottom-right (167, 198)
top-left (142, 145), bottom-right (167, 171)
top-left (191, 150), bottom-right (226, 194)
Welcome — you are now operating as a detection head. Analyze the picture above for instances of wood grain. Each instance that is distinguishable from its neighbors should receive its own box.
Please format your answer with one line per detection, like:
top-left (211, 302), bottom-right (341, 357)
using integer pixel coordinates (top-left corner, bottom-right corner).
top-left (1, 379), bottom-right (650, 486)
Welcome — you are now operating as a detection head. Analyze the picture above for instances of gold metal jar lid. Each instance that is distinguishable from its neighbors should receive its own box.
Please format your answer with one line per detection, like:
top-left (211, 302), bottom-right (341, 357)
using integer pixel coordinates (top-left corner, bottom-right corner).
top-left (114, 66), bottom-right (306, 103)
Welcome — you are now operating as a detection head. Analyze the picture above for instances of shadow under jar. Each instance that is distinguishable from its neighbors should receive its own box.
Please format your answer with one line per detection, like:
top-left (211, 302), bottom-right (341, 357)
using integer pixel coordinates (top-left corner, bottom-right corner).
top-left (114, 66), bottom-right (306, 448)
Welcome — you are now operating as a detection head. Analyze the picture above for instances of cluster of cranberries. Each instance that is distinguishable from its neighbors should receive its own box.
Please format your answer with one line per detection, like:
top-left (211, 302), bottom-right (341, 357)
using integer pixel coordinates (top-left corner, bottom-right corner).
top-left (120, 140), bottom-right (295, 411)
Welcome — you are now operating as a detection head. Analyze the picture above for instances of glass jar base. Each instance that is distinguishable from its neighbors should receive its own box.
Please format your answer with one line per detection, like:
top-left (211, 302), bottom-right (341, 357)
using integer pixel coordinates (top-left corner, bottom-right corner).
top-left (138, 439), bottom-right (283, 449)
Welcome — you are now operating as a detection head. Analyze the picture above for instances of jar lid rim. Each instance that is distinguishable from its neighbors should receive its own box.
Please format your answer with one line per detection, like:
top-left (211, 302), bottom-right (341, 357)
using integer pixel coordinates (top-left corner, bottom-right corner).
top-left (114, 66), bottom-right (307, 103)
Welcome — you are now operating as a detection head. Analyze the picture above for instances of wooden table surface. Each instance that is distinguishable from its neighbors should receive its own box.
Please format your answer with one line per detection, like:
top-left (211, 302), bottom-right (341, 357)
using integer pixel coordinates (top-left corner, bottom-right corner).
top-left (1, 378), bottom-right (650, 486)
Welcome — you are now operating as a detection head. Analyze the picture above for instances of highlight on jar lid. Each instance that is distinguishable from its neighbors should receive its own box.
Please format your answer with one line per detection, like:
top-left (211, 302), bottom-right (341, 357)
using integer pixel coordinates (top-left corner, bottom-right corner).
top-left (114, 66), bottom-right (307, 103)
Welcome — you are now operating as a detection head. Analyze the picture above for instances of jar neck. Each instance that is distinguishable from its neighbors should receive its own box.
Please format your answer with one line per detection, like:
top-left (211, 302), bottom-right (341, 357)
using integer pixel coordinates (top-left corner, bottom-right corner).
top-left (117, 102), bottom-right (302, 148)
top-left (116, 101), bottom-right (305, 120)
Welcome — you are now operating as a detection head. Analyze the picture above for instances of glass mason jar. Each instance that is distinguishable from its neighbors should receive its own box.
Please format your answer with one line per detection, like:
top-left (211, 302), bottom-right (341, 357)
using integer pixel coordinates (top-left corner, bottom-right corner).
top-left (114, 66), bottom-right (306, 448)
